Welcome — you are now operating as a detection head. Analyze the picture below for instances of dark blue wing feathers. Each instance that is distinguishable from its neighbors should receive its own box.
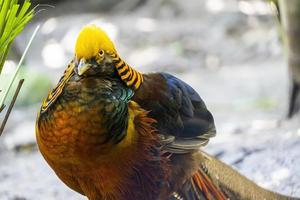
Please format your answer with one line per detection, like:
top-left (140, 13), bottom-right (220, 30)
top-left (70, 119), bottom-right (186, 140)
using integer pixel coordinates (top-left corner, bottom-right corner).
top-left (160, 72), bottom-right (216, 138)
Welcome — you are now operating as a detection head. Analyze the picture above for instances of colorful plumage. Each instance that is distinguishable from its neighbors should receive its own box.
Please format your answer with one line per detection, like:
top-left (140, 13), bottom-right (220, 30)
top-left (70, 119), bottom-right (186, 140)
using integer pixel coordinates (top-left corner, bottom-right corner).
top-left (36, 25), bottom-right (223, 200)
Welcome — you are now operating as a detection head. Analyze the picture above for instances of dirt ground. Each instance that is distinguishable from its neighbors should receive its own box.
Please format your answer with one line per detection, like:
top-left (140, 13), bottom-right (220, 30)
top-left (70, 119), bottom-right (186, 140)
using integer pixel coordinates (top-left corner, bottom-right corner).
top-left (0, 0), bottom-right (299, 199)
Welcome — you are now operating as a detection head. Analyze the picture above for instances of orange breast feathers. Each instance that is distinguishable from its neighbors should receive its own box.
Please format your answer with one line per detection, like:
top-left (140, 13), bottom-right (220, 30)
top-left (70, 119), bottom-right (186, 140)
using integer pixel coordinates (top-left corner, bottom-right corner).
top-left (36, 100), bottom-right (167, 199)
top-left (37, 99), bottom-right (147, 161)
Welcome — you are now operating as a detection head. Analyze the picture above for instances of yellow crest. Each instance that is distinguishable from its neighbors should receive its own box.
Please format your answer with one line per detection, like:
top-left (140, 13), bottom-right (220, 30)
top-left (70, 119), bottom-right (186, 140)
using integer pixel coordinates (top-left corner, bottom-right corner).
top-left (75, 25), bottom-right (116, 59)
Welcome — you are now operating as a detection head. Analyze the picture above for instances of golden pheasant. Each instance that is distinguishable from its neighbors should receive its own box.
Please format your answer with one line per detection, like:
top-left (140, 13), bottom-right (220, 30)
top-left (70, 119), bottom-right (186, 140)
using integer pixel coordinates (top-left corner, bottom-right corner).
top-left (36, 25), bottom-right (227, 200)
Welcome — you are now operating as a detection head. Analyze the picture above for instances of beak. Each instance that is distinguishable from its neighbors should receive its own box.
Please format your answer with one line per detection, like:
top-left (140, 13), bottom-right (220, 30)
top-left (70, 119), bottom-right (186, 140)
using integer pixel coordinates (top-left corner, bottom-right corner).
top-left (77, 58), bottom-right (92, 76)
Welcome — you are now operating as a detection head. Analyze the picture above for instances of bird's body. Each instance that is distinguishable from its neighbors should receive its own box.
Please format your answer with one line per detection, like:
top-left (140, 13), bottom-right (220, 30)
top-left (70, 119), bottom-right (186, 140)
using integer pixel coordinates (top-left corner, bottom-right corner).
top-left (36, 25), bottom-right (221, 200)
top-left (37, 70), bottom-right (168, 199)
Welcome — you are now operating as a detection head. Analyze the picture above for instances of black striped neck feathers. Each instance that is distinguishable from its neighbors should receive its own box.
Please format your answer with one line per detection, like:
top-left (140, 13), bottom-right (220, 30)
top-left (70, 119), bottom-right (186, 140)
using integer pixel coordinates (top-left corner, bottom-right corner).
top-left (40, 62), bottom-right (75, 113)
top-left (107, 51), bottom-right (144, 91)
top-left (74, 25), bottom-right (144, 91)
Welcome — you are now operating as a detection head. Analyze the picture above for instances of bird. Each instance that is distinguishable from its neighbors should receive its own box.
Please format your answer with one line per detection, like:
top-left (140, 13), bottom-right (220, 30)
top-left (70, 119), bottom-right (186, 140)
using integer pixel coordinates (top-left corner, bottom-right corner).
top-left (36, 25), bottom-right (225, 200)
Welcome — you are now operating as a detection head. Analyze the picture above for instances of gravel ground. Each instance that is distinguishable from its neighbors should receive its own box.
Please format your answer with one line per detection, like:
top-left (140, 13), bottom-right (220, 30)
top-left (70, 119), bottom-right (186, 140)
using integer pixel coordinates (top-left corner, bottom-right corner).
top-left (0, 0), bottom-right (299, 199)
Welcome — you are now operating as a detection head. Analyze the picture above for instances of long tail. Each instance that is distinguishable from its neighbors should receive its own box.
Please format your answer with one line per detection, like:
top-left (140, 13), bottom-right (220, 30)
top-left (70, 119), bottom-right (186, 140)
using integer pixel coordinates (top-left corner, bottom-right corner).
top-left (172, 151), bottom-right (299, 200)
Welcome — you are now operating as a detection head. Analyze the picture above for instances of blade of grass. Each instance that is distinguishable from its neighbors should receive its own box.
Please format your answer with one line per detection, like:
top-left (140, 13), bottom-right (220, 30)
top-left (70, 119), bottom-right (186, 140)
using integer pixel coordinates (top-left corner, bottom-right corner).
top-left (0, 0), bottom-right (34, 72)
top-left (0, 79), bottom-right (24, 136)
top-left (2, 5), bottom-right (19, 39)
top-left (0, 1), bottom-right (4, 10)
top-left (0, 24), bottom-right (40, 108)
top-left (0, 0), bottom-right (10, 35)
top-left (0, 41), bottom-right (11, 71)
top-left (0, 104), bottom-right (5, 112)
top-left (16, 1), bottom-right (31, 21)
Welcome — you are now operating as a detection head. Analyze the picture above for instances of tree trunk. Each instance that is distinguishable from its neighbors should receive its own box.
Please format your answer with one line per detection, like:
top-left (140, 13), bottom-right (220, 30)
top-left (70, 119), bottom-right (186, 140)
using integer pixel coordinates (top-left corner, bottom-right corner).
top-left (278, 0), bottom-right (300, 118)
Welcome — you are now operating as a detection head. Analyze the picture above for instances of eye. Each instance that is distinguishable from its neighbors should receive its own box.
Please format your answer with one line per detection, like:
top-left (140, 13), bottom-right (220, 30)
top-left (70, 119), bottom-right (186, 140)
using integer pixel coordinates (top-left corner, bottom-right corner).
top-left (95, 50), bottom-right (105, 64)
top-left (99, 50), bottom-right (104, 56)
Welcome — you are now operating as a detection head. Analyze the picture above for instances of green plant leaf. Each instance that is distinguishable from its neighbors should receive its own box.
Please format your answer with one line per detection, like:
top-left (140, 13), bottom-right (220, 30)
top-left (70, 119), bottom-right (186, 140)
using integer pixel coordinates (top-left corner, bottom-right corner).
top-left (0, 0), bottom-right (35, 73)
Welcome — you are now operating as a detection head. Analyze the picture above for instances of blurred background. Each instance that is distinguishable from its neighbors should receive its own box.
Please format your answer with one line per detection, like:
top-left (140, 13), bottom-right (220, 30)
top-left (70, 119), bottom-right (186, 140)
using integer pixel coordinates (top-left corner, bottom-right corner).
top-left (0, 0), bottom-right (299, 199)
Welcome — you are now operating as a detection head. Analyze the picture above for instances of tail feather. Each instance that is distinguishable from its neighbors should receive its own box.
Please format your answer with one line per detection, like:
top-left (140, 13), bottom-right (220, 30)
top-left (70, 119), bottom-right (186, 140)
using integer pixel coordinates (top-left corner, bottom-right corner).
top-left (173, 168), bottom-right (227, 200)
top-left (193, 169), bottom-right (227, 200)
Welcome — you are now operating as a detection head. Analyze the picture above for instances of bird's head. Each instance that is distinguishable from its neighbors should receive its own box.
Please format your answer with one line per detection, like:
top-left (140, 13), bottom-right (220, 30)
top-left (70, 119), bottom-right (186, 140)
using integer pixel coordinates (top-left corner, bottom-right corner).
top-left (74, 25), bottom-right (143, 90)
top-left (74, 25), bottom-right (118, 76)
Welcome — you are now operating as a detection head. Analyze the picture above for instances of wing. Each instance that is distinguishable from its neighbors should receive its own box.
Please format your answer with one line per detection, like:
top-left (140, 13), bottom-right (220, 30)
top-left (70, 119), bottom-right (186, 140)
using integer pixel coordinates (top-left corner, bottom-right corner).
top-left (132, 73), bottom-right (216, 153)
